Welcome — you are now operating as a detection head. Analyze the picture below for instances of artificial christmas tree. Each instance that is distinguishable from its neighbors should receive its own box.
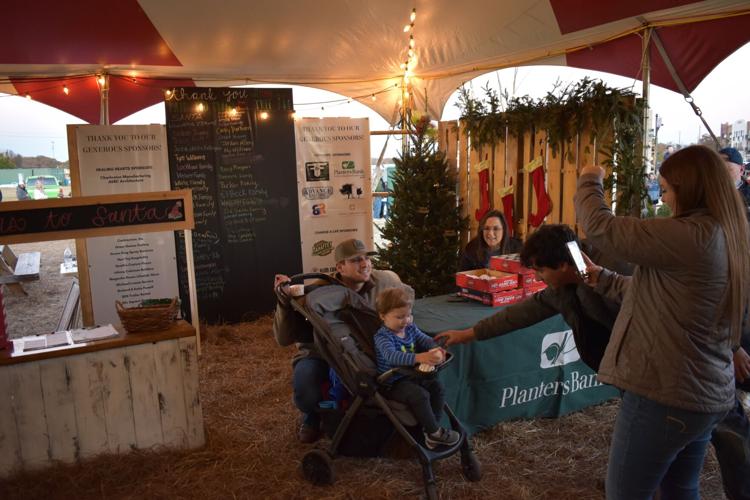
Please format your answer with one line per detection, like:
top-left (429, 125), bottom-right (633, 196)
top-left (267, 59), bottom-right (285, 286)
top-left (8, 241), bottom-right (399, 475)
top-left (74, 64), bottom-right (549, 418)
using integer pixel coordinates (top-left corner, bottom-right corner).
top-left (377, 115), bottom-right (467, 298)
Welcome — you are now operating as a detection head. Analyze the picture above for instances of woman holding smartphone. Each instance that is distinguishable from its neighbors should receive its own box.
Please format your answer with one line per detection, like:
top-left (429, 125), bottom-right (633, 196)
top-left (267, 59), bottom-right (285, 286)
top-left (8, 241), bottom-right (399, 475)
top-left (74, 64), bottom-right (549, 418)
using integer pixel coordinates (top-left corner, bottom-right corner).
top-left (574, 145), bottom-right (750, 500)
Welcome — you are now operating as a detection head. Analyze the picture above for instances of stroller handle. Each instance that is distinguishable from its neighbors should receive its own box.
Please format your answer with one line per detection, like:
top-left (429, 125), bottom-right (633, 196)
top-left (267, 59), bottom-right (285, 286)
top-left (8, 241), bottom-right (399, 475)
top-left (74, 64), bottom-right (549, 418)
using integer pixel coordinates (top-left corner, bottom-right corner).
top-left (274, 272), bottom-right (344, 302)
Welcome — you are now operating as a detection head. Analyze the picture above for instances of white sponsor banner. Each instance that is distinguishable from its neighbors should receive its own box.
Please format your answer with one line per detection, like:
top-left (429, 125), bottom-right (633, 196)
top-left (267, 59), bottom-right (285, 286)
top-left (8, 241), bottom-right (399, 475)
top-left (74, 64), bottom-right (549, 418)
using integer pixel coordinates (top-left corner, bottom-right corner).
top-left (75, 124), bottom-right (179, 325)
top-left (294, 118), bottom-right (372, 273)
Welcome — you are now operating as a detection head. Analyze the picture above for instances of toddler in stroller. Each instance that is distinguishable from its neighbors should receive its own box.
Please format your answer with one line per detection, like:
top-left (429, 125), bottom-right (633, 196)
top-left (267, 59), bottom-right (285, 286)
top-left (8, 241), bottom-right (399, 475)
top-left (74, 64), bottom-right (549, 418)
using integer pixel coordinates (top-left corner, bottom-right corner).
top-left (374, 286), bottom-right (460, 449)
top-left (277, 273), bottom-right (481, 500)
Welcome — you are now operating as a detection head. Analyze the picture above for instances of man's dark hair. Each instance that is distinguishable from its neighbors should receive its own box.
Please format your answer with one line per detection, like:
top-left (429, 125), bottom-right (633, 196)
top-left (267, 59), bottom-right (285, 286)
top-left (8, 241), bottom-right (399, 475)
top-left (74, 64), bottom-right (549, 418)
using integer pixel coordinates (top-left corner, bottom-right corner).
top-left (520, 224), bottom-right (577, 269)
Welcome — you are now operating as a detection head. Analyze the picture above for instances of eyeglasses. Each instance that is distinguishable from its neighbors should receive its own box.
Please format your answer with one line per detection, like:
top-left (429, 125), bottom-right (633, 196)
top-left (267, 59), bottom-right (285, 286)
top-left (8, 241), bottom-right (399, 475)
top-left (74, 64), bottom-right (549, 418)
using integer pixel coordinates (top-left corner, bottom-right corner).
top-left (482, 225), bottom-right (503, 232)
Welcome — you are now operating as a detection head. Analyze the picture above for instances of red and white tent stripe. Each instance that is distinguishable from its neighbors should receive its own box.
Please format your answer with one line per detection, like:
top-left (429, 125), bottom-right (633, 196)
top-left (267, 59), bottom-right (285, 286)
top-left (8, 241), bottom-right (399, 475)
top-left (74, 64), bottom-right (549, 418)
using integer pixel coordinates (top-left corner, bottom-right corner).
top-left (1, 0), bottom-right (748, 123)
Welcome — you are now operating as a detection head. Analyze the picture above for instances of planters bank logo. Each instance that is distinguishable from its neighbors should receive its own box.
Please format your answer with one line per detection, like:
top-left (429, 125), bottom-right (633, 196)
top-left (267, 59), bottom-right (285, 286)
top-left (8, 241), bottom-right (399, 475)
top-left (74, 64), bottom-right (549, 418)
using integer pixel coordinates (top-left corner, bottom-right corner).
top-left (540, 330), bottom-right (580, 368)
top-left (334, 160), bottom-right (364, 176)
top-left (496, 330), bottom-right (607, 410)
top-left (305, 162), bottom-right (330, 181)
top-left (312, 240), bottom-right (333, 256)
top-left (301, 186), bottom-right (333, 200)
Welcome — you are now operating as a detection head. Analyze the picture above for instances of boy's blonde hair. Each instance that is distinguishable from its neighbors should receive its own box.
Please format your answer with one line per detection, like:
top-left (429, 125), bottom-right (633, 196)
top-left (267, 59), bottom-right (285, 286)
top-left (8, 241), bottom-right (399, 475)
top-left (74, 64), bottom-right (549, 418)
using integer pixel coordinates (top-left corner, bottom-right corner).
top-left (376, 287), bottom-right (413, 315)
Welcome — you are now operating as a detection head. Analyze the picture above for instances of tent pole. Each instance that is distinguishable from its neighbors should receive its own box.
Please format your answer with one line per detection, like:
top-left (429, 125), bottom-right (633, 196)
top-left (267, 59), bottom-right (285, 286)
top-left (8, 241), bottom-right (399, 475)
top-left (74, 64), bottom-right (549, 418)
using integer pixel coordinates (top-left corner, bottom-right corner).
top-left (650, 30), bottom-right (720, 148)
top-left (641, 28), bottom-right (652, 174)
top-left (401, 78), bottom-right (409, 157)
top-left (98, 73), bottom-right (110, 125)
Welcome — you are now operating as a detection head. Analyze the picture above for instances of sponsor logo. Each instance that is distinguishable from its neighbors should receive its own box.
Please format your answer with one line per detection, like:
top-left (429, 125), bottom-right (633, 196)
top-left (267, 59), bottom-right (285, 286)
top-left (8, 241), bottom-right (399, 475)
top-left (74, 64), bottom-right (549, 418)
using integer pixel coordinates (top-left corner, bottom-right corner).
top-left (312, 240), bottom-right (333, 256)
top-left (339, 183), bottom-right (363, 199)
top-left (540, 330), bottom-right (580, 368)
top-left (301, 186), bottom-right (334, 200)
top-left (305, 161), bottom-right (330, 181)
top-left (311, 203), bottom-right (326, 216)
top-left (334, 160), bottom-right (364, 176)
top-left (499, 371), bottom-right (604, 408)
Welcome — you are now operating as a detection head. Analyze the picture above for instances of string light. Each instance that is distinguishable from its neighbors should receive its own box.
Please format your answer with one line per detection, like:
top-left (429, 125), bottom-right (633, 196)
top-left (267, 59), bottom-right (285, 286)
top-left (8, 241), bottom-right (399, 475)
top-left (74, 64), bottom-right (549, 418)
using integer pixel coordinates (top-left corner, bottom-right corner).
top-left (165, 89), bottom-right (173, 98)
top-left (25, 93), bottom-right (31, 100)
top-left (196, 102), bottom-right (204, 113)
top-left (399, 7), bottom-right (417, 124)
top-left (259, 111), bottom-right (269, 120)
top-left (97, 75), bottom-right (106, 86)
top-left (371, 94), bottom-right (376, 101)
top-left (63, 85), bottom-right (69, 95)
top-left (229, 107), bottom-right (238, 117)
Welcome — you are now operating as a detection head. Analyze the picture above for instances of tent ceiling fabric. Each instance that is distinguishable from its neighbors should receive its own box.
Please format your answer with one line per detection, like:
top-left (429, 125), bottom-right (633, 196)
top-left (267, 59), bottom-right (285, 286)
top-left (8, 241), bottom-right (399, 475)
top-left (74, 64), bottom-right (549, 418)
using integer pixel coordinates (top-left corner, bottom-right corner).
top-left (1, 0), bottom-right (748, 124)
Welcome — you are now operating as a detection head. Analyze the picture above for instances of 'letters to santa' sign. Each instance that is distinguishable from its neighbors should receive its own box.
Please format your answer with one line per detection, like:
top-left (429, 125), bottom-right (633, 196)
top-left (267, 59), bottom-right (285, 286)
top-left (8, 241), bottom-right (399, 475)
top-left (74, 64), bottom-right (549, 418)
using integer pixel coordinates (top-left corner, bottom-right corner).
top-left (0, 190), bottom-right (194, 244)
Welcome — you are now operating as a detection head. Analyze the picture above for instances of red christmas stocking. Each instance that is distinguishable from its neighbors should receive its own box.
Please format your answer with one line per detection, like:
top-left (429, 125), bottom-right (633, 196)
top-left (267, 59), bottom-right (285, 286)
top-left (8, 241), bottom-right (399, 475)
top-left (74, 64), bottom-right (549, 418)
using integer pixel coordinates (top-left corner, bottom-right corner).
top-left (500, 180), bottom-right (514, 237)
top-left (528, 166), bottom-right (552, 227)
top-left (474, 168), bottom-right (491, 222)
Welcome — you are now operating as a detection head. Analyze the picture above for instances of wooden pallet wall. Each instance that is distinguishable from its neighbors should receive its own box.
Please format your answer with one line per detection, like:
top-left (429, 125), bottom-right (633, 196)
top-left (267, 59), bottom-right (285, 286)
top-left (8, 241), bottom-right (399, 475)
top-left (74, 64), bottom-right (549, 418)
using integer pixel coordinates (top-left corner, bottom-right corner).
top-left (439, 120), bottom-right (612, 243)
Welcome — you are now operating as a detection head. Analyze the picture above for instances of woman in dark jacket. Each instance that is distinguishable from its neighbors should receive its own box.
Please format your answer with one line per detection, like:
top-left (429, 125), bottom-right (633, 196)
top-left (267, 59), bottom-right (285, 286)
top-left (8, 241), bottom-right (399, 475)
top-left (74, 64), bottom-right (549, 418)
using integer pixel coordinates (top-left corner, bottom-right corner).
top-left (458, 210), bottom-right (521, 271)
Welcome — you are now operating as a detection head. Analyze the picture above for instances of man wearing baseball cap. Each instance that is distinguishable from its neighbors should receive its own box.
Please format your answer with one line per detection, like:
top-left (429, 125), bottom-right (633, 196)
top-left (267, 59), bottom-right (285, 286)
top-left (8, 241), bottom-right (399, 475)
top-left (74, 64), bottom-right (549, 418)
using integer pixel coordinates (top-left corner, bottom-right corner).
top-left (720, 147), bottom-right (750, 208)
top-left (273, 238), bottom-right (412, 443)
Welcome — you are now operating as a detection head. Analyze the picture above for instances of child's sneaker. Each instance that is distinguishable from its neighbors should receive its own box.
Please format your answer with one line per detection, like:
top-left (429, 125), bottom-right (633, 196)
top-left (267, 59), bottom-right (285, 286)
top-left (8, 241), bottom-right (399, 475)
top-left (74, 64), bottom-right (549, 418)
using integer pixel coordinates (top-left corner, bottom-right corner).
top-left (424, 427), bottom-right (460, 449)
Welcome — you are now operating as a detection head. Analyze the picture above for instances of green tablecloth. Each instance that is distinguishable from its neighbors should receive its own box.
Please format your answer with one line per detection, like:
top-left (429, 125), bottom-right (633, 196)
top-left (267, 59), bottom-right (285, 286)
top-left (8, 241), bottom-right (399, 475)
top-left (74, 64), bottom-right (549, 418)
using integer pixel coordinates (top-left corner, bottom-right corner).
top-left (413, 294), bottom-right (618, 435)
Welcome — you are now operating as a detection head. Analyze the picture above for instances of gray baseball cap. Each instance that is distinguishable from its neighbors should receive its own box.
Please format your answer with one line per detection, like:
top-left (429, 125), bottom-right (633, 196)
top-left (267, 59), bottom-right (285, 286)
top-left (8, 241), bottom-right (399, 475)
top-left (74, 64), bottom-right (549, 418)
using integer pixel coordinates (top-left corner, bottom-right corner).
top-left (334, 238), bottom-right (377, 262)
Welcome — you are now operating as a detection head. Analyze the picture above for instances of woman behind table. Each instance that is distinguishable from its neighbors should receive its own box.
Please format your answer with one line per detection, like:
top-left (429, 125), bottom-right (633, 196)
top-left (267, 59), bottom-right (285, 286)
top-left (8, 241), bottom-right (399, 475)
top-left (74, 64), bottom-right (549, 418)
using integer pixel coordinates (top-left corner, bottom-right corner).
top-left (458, 210), bottom-right (521, 271)
top-left (574, 145), bottom-right (750, 500)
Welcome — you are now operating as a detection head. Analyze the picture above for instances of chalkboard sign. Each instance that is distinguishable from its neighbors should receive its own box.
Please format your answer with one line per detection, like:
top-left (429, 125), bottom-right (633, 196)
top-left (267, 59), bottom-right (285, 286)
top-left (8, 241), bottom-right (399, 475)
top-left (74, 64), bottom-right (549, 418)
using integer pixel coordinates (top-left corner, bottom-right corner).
top-left (165, 87), bottom-right (302, 323)
top-left (0, 191), bottom-right (193, 244)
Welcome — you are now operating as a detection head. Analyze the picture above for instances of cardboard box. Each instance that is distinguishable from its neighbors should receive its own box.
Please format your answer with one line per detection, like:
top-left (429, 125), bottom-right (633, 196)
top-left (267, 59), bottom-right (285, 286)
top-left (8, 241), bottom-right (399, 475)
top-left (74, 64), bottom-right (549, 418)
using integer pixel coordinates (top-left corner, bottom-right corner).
top-left (455, 269), bottom-right (519, 293)
top-left (459, 287), bottom-right (524, 307)
top-left (523, 281), bottom-right (547, 297)
top-left (519, 272), bottom-right (543, 287)
top-left (490, 254), bottom-right (534, 275)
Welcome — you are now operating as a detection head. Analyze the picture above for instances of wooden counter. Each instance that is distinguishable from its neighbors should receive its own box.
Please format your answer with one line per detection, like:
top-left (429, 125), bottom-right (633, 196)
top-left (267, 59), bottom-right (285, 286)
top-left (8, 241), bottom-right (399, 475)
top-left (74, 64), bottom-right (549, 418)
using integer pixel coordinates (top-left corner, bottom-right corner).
top-left (0, 321), bottom-right (204, 477)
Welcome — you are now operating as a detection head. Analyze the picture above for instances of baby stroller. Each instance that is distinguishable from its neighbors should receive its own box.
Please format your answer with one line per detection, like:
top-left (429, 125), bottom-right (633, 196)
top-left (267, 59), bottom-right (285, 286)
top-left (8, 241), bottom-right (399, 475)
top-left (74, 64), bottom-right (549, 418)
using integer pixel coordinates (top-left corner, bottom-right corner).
top-left (276, 273), bottom-right (482, 500)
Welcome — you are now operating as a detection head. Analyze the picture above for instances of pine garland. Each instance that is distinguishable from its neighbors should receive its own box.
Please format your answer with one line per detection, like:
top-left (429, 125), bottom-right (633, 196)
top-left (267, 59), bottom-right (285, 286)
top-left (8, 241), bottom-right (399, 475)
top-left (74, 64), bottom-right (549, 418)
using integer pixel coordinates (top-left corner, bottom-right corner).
top-left (458, 78), bottom-right (647, 216)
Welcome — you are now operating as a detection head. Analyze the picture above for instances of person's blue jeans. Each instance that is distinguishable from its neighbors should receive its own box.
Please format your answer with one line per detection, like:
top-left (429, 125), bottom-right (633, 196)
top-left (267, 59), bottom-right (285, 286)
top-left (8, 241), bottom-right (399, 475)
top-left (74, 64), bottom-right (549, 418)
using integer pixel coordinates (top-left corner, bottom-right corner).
top-left (607, 391), bottom-right (727, 500)
top-left (711, 397), bottom-right (750, 500)
top-left (292, 357), bottom-right (329, 427)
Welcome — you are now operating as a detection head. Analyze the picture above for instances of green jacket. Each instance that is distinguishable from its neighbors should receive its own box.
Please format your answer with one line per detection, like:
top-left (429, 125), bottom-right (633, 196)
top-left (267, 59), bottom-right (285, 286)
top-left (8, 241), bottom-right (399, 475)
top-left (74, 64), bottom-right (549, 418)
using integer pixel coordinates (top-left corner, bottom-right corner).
top-left (473, 283), bottom-right (619, 371)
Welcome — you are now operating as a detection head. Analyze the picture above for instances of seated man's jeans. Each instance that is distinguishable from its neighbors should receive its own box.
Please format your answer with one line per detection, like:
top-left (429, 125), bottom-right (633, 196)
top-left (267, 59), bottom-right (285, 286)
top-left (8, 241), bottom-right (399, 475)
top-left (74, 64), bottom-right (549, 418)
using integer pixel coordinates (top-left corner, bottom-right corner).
top-left (606, 391), bottom-right (726, 500)
top-left (711, 396), bottom-right (750, 500)
top-left (292, 357), bottom-right (329, 426)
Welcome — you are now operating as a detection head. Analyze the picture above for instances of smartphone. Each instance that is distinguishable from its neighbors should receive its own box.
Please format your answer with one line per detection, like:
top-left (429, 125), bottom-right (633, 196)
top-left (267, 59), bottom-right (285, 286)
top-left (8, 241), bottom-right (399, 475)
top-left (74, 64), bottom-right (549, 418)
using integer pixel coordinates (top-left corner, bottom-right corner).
top-left (565, 241), bottom-right (589, 280)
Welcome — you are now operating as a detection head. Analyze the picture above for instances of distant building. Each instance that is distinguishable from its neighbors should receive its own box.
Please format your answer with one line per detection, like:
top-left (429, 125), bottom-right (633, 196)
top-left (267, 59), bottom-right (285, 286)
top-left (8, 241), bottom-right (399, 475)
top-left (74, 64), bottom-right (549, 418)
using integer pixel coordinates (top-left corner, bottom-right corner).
top-left (720, 120), bottom-right (750, 158)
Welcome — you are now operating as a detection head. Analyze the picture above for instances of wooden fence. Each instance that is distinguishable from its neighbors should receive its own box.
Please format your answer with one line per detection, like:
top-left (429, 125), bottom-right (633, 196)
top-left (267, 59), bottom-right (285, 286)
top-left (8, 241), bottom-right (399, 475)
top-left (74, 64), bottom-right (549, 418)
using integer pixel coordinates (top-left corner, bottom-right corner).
top-left (438, 120), bottom-right (613, 246)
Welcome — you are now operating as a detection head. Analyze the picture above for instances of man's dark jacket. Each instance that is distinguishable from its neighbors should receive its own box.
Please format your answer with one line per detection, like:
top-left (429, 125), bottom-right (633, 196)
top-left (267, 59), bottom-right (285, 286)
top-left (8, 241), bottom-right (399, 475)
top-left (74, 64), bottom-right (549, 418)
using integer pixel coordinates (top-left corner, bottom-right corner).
top-left (473, 283), bottom-right (620, 371)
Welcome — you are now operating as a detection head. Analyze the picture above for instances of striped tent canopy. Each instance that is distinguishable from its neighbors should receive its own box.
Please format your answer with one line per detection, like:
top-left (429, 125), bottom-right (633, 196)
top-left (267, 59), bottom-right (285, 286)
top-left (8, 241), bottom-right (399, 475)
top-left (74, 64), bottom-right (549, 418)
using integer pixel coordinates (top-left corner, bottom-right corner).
top-left (1, 0), bottom-right (748, 123)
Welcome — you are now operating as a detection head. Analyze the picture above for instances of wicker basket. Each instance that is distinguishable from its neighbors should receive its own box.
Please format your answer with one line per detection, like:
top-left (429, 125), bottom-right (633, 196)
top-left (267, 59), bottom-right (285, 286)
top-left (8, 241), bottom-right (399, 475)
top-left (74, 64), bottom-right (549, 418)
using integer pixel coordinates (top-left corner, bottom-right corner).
top-left (116, 297), bottom-right (179, 333)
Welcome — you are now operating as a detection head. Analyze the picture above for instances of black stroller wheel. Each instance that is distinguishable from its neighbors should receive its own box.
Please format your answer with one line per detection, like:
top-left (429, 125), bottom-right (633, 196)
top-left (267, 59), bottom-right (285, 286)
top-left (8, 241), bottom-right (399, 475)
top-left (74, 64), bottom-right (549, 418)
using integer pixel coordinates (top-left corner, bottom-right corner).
top-left (301, 449), bottom-right (335, 485)
top-left (460, 452), bottom-right (482, 482)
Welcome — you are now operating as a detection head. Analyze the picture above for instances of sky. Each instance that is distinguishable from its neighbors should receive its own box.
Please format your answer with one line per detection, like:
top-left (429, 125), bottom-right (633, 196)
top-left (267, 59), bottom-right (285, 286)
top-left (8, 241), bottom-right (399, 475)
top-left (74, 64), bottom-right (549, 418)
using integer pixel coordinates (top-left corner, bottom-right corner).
top-left (1, 42), bottom-right (748, 162)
